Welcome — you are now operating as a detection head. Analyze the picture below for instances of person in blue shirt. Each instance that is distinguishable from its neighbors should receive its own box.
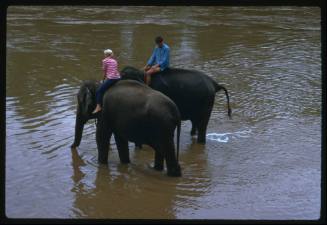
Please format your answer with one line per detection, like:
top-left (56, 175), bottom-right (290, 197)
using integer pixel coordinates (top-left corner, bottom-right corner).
top-left (144, 36), bottom-right (170, 85)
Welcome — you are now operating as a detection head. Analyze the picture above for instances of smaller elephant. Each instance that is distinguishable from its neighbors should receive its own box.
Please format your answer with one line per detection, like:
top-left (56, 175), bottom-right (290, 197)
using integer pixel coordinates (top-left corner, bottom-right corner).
top-left (96, 80), bottom-right (182, 177)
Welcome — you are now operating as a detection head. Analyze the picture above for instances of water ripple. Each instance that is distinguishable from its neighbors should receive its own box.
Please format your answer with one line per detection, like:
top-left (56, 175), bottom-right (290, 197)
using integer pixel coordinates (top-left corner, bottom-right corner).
top-left (207, 129), bottom-right (252, 143)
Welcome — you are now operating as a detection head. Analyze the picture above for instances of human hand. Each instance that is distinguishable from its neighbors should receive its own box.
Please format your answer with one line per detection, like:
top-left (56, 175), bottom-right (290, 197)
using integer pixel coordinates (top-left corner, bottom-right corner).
top-left (144, 65), bottom-right (150, 71)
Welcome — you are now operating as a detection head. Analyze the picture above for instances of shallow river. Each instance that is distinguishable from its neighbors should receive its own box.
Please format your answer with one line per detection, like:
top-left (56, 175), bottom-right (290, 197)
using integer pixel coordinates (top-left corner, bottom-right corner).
top-left (6, 6), bottom-right (321, 219)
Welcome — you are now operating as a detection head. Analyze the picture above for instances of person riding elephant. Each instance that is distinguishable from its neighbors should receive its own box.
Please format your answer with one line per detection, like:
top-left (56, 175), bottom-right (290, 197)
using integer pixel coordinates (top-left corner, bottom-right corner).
top-left (143, 36), bottom-right (170, 85)
top-left (93, 49), bottom-right (121, 114)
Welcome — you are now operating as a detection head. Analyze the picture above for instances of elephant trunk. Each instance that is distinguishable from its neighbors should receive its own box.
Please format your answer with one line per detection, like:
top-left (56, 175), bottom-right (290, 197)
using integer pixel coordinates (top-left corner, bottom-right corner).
top-left (71, 107), bottom-right (86, 148)
top-left (71, 80), bottom-right (98, 149)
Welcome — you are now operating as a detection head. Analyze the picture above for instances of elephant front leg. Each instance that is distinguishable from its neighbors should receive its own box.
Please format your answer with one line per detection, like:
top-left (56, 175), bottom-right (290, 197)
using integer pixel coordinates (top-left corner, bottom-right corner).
top-left (154, 151), bottom-right (164, 171)
top-left (190, 120), bottom-right (197, 136)
top-left (96, 120), bottom-right (111, 164)
top-left (114, 134), bottom-right (130, 164)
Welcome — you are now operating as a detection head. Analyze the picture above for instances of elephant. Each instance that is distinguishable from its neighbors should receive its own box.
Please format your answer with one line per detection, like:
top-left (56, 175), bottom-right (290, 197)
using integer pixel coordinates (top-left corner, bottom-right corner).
top-left (71, 79), bottom-right (181, 177)
top-left (120, 66), bottom-right (232, 144)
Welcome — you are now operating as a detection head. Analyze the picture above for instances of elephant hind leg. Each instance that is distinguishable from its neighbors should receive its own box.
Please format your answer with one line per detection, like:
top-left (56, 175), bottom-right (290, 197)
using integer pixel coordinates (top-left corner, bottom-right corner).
top-left (162, 140), bottom-right (181, 177)
top-left (114, 134), bottom-right (130, 164)
top-left (154, 150), bottom-right (164, 171)
top-left (197, 98), bottom-right (214, 144)
top-left (197, 118), bottom-right (209, 144)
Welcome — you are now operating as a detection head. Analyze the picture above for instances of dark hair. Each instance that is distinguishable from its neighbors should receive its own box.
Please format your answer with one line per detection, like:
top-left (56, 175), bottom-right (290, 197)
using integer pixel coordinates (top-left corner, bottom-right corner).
top-left (155, 36), bottom-right (163, 44)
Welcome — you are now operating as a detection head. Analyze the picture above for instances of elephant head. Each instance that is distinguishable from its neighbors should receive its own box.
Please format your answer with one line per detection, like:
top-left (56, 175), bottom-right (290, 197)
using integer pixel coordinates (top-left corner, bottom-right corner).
top-left (71, 80), bottom-right (99, 148)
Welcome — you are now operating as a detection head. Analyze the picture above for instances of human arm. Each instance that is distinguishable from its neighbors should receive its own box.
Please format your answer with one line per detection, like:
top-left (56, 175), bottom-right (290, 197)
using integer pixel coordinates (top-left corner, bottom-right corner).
top-left (157, 46), bottom-right (170, 69)
top-left (146, 48), bottom-right (157, 67)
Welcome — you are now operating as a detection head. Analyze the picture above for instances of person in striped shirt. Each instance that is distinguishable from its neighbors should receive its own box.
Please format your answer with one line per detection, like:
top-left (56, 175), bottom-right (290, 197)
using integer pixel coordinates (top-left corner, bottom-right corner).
top-left (92, 49), bottom-right (121, 114)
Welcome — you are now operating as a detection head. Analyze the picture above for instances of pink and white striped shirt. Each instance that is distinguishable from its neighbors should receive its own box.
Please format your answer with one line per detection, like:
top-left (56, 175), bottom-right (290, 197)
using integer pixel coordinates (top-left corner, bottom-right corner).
top-left (102, 57), bottom-right (120, 79)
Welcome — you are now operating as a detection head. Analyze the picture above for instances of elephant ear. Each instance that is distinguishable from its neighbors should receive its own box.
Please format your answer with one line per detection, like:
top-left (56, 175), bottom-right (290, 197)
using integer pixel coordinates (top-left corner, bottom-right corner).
top-left (77, 88), bottom-right (84, 104)
top-left (78, 87), bottom-right (93, 117)
top-left (85, 87), bottom-right (94, 114)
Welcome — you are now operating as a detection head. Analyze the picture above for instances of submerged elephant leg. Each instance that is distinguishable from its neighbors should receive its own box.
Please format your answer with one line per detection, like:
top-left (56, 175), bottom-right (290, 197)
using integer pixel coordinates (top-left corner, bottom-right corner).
top-left (190, 120), bottom-right (198, 136)
top-left (135, 142), bottom-right (142, 149)
top-left (114, 134), bottom-right (130, 164)
top-left (108, 132), bottom-right (113, 146)
top-left (96, 118), bottom-right (111, 164)
top-left (197, 120), bottom-right (208, 144)
top-left (163, 139), bottom-right (181, 177)
top-left (197, 98), bottom-right (214, 144)
top-left (154, 150), bottom-right (164, 171)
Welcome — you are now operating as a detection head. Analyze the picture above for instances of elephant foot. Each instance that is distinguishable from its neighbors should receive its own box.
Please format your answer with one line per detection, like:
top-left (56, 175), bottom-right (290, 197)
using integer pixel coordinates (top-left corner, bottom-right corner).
top-left (197, 137), bottom-right (206, 144)
top-left (135, 143), bottom-right (142, 149)
top-left (120, 158), bottom-right (130, 164)
top-left (98, 159), bottom-right (108, 164)
top-left (98, 155), bottom-right (108, 164)
top-left (167, 164), bottom-right (182, 177)
top-left (154, 164), bottom-right (164, 171)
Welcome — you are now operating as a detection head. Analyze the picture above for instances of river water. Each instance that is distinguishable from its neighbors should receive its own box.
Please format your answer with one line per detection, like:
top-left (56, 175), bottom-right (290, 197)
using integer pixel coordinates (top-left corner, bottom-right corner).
top-left (6, 6), bottom-right (321, 219)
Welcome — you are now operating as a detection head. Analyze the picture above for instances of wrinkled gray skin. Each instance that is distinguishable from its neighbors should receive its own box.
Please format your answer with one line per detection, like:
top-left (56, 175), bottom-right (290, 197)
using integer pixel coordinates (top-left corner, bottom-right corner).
top-left (71, 80), bottom-right (181, 177)
top-left (121, 66), bottom-right (232, 144)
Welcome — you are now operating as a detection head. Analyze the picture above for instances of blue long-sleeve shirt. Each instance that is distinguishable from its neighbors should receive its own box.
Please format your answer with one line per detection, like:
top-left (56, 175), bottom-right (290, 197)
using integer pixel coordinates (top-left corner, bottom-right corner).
top-left (147, 43), bottom-right (170, 71)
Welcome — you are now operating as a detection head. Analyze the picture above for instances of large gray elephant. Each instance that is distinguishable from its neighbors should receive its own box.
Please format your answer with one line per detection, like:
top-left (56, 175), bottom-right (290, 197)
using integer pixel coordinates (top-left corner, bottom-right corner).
top-left (72, 79), bottom-right (181, 177)
top-left (120, 66), bottom-right (232, 143)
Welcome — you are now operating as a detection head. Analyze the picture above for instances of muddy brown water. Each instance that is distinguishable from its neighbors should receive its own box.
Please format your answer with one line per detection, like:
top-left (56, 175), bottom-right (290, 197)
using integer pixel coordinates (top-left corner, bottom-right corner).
top-left (6, 6), bottom-right (321, 219)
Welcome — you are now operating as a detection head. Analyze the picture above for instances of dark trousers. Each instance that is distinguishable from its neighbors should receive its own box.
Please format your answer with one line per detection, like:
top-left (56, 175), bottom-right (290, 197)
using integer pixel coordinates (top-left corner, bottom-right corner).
top-left (96, 78), bottom-right (120, 105)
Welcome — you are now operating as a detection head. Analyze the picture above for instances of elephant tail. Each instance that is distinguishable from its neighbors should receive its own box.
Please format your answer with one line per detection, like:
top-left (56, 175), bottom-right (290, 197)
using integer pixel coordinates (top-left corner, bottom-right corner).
top-left (214, 83), bottom-right (232, 119)
top-left (176, 120), bottom-right (181, 162)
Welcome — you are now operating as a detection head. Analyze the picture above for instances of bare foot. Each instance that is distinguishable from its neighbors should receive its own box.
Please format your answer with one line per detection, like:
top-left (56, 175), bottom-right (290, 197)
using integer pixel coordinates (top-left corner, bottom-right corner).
top-left (92, 105), bottom-right (102, 114)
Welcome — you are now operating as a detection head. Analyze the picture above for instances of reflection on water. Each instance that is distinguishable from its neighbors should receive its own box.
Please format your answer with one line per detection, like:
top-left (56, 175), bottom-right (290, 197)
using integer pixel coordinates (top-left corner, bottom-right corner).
top-left (6, 6), bottom-right (321, 219)
top-left (69, 141), bottom-right (210, 219)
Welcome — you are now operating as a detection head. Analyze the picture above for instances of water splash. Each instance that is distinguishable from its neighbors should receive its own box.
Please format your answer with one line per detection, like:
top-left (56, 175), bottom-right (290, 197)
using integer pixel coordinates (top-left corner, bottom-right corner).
top-left (206, 129), bottom-right (252, 143)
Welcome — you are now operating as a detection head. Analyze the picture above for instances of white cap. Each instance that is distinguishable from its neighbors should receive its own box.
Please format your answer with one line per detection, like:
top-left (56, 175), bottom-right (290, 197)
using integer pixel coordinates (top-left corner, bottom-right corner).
top-left (104, 49), bottom-right (113, 56)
